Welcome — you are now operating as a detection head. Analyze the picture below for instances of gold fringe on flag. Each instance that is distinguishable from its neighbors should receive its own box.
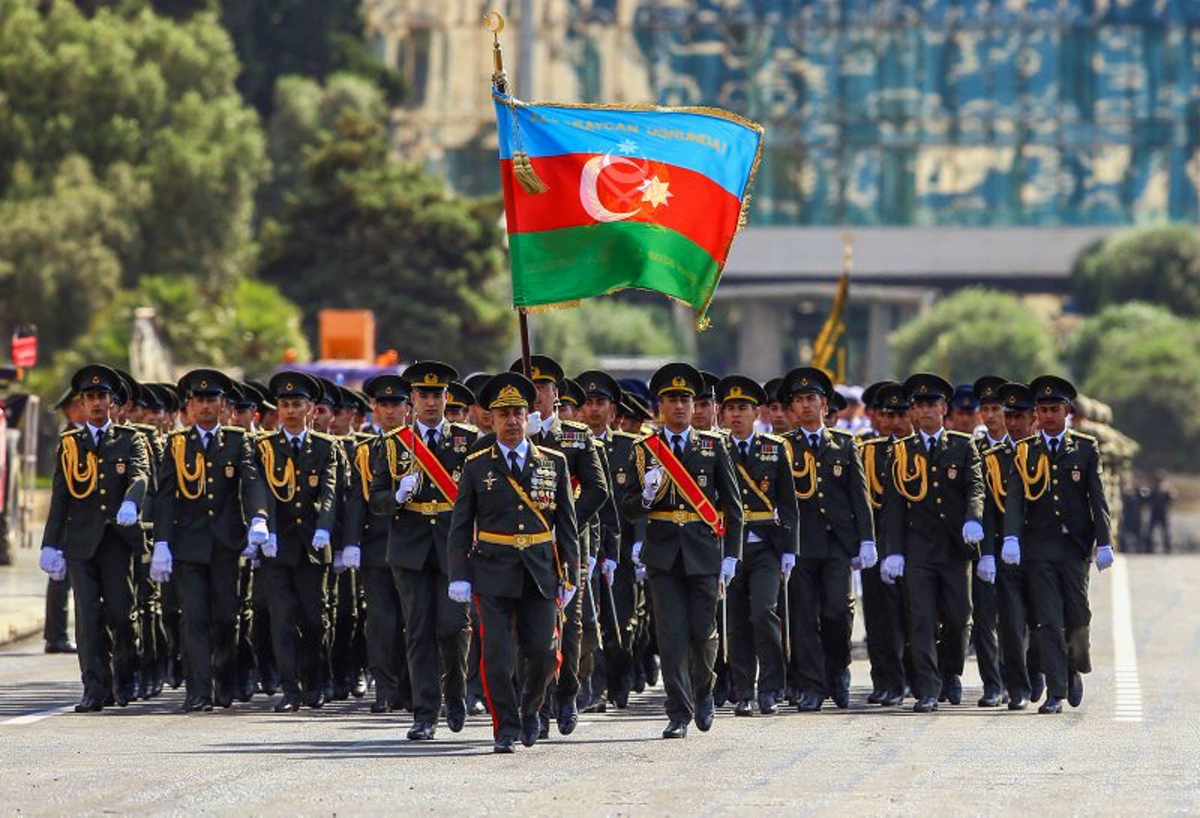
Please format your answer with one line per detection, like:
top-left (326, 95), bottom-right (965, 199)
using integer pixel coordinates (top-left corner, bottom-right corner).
top-left (512, 150), bottom-right (548, 194)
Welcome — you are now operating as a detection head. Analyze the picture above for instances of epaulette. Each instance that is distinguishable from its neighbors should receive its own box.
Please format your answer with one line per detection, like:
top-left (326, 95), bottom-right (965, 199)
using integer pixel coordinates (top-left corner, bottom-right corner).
top-left (1068, 429), bottom-right (1097, 444)
top-left (60, 426), bottom-right (85, 438)
top-left (449, 421), bottom-right (478, 435)
top-left (310, 430), bottom-right (338, 442)
top-left (534, 444), bottom-right (568, 462)
top-left (983, 441), bottom-right (1010, 457)
top-left (221, 425), bottom-right (246, 436)
top-left (945, 430), bottom-right (974, 440)
top-left (132, 422), bottom-right (157, 433)
top-left (464, 446), bottom-right (492, 463)
top-left (859, 436), bottom-right (888, 447)
top-left (257, 430), bottom-right (280, 440)
top-left (167, 428), bottom-right (188, 439)
top-left (354, 437), bottom-right (373, 453)
top-left (561, 419), bottom-right (590, 432)
top-left (695, 429), bottom-right (725, 439)
top-left (759, 432), bottom-right (787, 445)
top-left (895, 433), bottom-right (919, 445)
top-left (1015, 434), bottom-right (1039, 447)
top-left (611, 429), bottom-right (638, 440)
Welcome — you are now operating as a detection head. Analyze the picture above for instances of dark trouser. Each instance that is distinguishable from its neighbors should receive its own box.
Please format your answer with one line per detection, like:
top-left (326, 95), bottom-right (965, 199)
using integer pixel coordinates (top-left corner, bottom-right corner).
top-left (67, 529), bottom-right (137, 699)
top-left (578, 571), bottom-right (602, 692)
top-left (160, 576), bottom-right (183, 681)
top-left (903, 559), bottom-right (971, 701)
top-left (134, 549), bottom-right (162, 691)
top-left (362, 565), bottom-right (406, 703)
top-left (327, 567), bottom-right (360, 690)
top-left (647, 556), bottom-right (719, 724)
top-left (395, 556), bottom-right (469, 724)
top-left (1025, 559), bottom-right (1091, 699)
top-left (44, 575), bottom-right (72, 644)
top-left (175, 548), bottom-right (242, 699)
top-left (236, 563), bottom-right (256, 690)
top-left (602, 560), bottom-right (639, 700)
top-left (861, 563), bottom-right (907, 696)
top-left (260, 560), bottom-right (329, 695)
top-left (545, 559), bottom-right (584, 708)
top-left (728, 543), bottom-right (785, 701)
top-left (473, 577), bottom-right (558, 740)
top-left (789, 555), bottom-right (853, 697)
top-left (971, 563), bottom-right (1003, 695)
top-left (250, 565), bottom-right (275, 688)
top-left (996, 562), bottom-right (1035, 699)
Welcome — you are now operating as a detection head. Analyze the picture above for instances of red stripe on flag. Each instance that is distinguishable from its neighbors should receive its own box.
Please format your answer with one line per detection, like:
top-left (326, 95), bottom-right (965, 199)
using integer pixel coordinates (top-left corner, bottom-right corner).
top-left (500, 153), bottom-right (743, 264)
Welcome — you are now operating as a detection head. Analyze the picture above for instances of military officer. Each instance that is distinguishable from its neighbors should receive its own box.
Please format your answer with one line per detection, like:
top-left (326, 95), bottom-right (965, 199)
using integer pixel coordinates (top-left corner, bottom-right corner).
top-left (444, 381), bottom-right (474, 425)
top-left (781, 367), bottom-right (875, 711)
top-left (40, 364), bottom-right (152, 711)
top-left (621, 363), bottom-right (743, 739)
top-left (881, 374), bottom-right (985, 713)
top-left (508, 355), bottom-right (609, 738)
top-left (463, 373), bottom-right (493, 434)
top-left (554, 378), bottom-right (586, 422)
top-left (1002, 375), bottom-right (1112, 714)
top-left (346, 374), bottom-right (413, 714)
top-left (692, 371), bottom-right (720, 431)
top-left (718, 376), bottom-right (798, 716)
top-left (446, 373), bottom-right (579, 753)
top-left (369, 361), bottom-right (478, 740)
top-left (150, 369), bottom-right (270, 711)
top-left (971, 375), bottom-right (1009, 707)
top-left (258, 372), bottom-right (338, 712)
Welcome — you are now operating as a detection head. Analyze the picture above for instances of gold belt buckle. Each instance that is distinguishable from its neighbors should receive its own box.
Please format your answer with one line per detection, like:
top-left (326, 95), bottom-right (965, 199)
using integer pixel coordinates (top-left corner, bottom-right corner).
top-left (422, 501), bottom-right (436, 515)
top-left (514, 533), bottom-right (529, 547)
top-left (672, 510), bottom-right (688, 525)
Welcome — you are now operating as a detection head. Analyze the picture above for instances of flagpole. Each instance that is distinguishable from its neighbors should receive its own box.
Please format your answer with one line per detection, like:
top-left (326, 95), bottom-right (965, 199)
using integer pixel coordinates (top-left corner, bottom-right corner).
top-left (485, 10), bottom-right (534, 379)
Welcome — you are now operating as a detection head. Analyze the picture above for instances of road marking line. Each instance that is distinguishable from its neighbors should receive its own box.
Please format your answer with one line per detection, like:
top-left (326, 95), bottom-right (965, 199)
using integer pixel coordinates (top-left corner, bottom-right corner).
top-left (1, 705), bottom-right (74, 726)
top-left (1110, 558), bottom-right (1143, 723)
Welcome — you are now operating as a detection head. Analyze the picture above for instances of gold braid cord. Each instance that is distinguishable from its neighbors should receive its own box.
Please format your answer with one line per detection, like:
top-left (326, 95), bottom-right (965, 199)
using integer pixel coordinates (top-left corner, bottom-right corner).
top-left (892, 440), bottom-right (928, 502)
top-left (984, 451), bottom-right (1008, 512)
top-left (356, 442), bottom-right (373, 501)
top-left (171, 434), bottom-right (205, 500)
top-left (60, 436), bottom-right (97, 499)
top-left (1014, 442), bottom-right (1049, 501)
top-left (791, 449), bottom-right (818, 500)
top-left (863, 442), bottom-right (884, 509)
top-left (258, 439), bottom-right (297, 502)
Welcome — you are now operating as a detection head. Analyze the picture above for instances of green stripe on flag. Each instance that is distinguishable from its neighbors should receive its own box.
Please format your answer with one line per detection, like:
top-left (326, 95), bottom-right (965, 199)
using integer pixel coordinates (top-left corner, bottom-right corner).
top-left (509, 222), bottom-right (720, 311)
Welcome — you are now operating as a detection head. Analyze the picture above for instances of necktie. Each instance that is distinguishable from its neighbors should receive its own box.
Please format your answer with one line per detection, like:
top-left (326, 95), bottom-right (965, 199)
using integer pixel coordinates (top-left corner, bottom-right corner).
top-left (809, 433), bottom-right (819, 449)
top-left (508, 450), bottom-right (521, 476)
top-left (426, 427), bottom-right (438, 449)
top-left (672, 434), bottom-right (684, 459)
top-left (94, 428), bottom-right (103, 448)
top-left (291, 435), bottom-right (302, 458)
top-left (1049, 438), bottom-right (1059, 454)
top-left (202, 431), bottom-right (213, 452)
top-left (926, 435), bottom-right (935, 454)
top-left (738, 441), bottom-right (749, 462)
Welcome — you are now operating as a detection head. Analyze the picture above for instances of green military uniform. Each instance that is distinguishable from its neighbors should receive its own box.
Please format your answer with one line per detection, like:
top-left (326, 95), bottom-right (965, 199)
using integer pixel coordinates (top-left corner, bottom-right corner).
top-left (620, 363), bottom-right (744, 739)
top-left (717, 376), bottom-right (799, 716)
top-left (152, 370), bottom-right (269, 711)
top-left (41, 365), bottom-right (151, 711)
top-left (781, 368), bottom-right (875, 711)
top-left (969, 375), bottom-right (1008, 707)
top-left (259, 372), bottom-right (339, 712)
top-left (1002, 376), bottom-right (1112, 714)
top-left (882, 374), bottom-right (984, 712)
top-left (446, 373), bottom-right (579, 753)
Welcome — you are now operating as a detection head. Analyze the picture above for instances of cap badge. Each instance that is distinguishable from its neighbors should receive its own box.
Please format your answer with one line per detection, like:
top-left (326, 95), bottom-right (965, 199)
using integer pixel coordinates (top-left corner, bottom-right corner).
top-left (1044, 385), bottom-right (1053, 395)
top-left (498, 384), bottom-right (521, 401)
top-left (671, 376), bottom-right (686, 388)
top-left (92, 376), bottom-right (100, 384)
top-left (531, 366), bottom-right (542, 380)
top-left (728, 386), bottom-right (744, 399)
top-left (424, 373), bottom-right (439, 385)
top-left (286, 382), bottom-right (295, 392)
top-left (1008, 395), bottom-right (1016, 405)
top-left (199, 380), bottom-right (208, 389)
top-left (384, 386), bottom-right (394, 395)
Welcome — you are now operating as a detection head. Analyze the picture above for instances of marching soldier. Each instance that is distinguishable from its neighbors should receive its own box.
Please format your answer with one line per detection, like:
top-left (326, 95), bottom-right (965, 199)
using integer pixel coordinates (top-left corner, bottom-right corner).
top-left (345, 374), bottom-right (413, 714)
top-left (370, 361), bottom-right (478, 740)
top-left (718, 376), bottom-right (797, 716)
top-left (781, 367), bottom-right (875, 711)
top-left (621, 363), bottom-right (743, 739)
top-left (151, 370), bottom-right (270, 711)
top-left (692, 371), bottom-right (720, 431)
top-left (971, 375), bottom-right (1009, 707)
top-left (881, 374), bottom-right (985, 713)
top-left (508, 355), bottom-right (609, 737)
top-left (327, 384), bottom-right (368, 700)
top-left (258, 372), bottom-right (338, 712)
top-left (44, 389), bottom-right (83, 656)
top-left (446, 373), bottom-right (579, 753)
top-left (444, 381), bottom-right (474, 425)
top-left (1002, 375), bottom-right (1112, 714)
top-left (39, 364), bottom-right (151, 711)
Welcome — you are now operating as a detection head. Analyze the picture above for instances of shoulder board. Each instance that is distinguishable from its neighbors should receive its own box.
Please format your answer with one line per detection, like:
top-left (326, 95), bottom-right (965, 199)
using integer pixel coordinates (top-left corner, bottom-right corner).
top-left (758, 432), bottom-right (787, 445)
top-left (60, 427), bottom-right (84, 438)
top-left (221, 425), bottom-right (245, 436)
top-left (561, 419), bottom-right (590, 432)
top-left (829, 427), bottom-right (855, 438)
top-left (611, 429), bottom-right (638, 440)
top-left (257, 430), bottom-right (280, 441)
top-left (310, 431), bottom-right (337, 442)
top-left (859, 436), bottom-right (888, 447)
top-left (983, 442), bottom-right (1009, 457)
top-left (895, 433), bottom-right (918, 445)
top-left (695, 429), bottom-right (724, 440)
top-left (448, 421), bottom-right (478, 435)
top-left (354, 437), bottom-right (373, 453)
top-left (132, 422), bottom-right (156, 433)
top-left (534, 445), bottom-right (568, 462)
top-left (1016, 434), bottom-right (1039, 447)
top-left (464, 447), bottom-right (492, 463)
top-left (945, 430), bottom-right (973, 440)
top-left (1068, 430), bottom-right (1097, 444)
top-left (167, 428), bottom-right (189, 439)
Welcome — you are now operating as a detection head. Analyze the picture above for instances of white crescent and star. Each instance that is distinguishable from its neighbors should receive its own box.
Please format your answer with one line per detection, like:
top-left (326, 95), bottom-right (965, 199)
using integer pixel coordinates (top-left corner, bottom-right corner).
top-left (578, 152), bottom-right (673, 223)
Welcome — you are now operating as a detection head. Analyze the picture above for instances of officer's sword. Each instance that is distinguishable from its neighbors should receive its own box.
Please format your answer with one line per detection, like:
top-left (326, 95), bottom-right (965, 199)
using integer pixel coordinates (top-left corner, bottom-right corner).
top-left (719, 578), bottom-right (729, 665)
top-left (781, 570), bottom-right (791, 665)
top-left (604, 573), bottom-right (624, 651)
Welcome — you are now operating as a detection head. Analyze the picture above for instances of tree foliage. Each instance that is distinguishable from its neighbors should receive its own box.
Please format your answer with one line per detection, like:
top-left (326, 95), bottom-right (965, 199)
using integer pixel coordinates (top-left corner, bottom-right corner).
top-left (891, 287), bottom-right (1061, 383)
top-left (1071, 226), bottom-right (1200, 317)
top-left (1066, 302), bottom-right (1192, 384)
top-left (531, 300), bottom-right (686, 375)
top-left (259, 110), bottom-right (513, 371)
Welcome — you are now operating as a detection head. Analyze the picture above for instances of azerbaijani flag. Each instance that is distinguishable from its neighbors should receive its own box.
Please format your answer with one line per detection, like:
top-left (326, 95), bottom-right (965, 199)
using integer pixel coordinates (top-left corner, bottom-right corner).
top-left (494, 94), bottom-right (763, 327)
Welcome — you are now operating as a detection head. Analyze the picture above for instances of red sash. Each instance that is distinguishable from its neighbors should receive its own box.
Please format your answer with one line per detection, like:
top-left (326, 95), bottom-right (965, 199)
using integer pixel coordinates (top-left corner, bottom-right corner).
top-left (643, 434), bottom-right (726, 537)
top-left (396, 426), bottom-right (459, 503)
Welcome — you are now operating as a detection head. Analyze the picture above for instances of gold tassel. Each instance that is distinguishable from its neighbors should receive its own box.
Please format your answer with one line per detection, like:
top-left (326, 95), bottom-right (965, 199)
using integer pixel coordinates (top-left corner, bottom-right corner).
top-left (513, 150), bottom-right (548, 194)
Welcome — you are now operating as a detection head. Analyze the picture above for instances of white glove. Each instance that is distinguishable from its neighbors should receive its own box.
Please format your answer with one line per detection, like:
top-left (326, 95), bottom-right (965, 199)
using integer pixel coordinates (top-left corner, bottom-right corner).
top-left (719, 556), bottom-right (738, 586)
top-left (1095, 545), bottom-right (1114, 572)
top-left (642, 467), bottom-right (664, 504)
top-left (116, 500), bottom-right (139, 527)
top-left (976, 555), bottom-right (997, 584)
top-left (240, 540), bottom-right (258, 560)
top-left (962, 520), bottom-right (984, 545)
top-left (634, 565), bottom-right (647, 583)
top-left (332, 551), bottom-right (347, 574)
top-left (311, 528), bottom-right (330, 551)
top-left (631, 540), bottom-right (644, 567)
top-left (858, 540), bottom-right (878, 569)
top-left (601, 558), bottom-right (617, 585)
top-left (586, 555), bottom-right (597, 583)
top-left (527, 411), bottom-right (542, 430)
top-left (248, 516), bottom-right (269, 547)
top-left (1001, 536), bottom-right (1021, 565)
top-left (539, 413), bottom-right (556, 434)
top-left (262, 533), bottom-right (278, 559)
top-left (343, 544), bottom-right (361, 569)
top-left (780, 552), bottom-right (796, 581)
top-left (558, 583), bottom-right (577, 608)
top-left (448, 580), bottom-right (472, 603)
top-left (881, 554), bottom-right (905, 585)
top-left (39, 547), bottom-right (67, 581)
top-left (395, 473), bottom-right (420, 504)
top-left (150, 541), bottom-right (173, 583)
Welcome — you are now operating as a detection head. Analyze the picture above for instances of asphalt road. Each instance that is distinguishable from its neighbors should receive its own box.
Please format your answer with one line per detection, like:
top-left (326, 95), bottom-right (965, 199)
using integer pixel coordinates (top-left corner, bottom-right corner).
top-left (1, 555), bottom-right (1197, 816)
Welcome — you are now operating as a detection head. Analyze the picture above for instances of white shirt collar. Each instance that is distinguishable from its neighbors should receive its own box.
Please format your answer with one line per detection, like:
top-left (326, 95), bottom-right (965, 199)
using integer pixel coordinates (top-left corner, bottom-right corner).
top-left (87, 421), bottom-right (111, 436)
top-left (922, 428), bottom-right (944, 446)
top-left (664, 426), bottom-right (692, 447)
top-left (799, 424), bottom-right (825, 440)
top-left (731, 431), bottom-right (755, 447)
top-left (1042, 429), bottom-right (1066, 447)
top-left (986, 433), bottom-right (1009, 447)
top-left (286, 429), bottom-right (306, 446)
top-left (416, 418), bottom-right (442, 439)
top-left (195, 422), bottom-right (219, 436)
top-left (497, 438), bottom-right (529, 462)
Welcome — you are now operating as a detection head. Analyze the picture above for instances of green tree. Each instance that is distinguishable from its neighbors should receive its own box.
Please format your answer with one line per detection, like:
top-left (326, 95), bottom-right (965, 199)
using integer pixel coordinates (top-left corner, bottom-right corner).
top-left (1071, 226), bottom-right (1200, 317)
top-left (891, 287), bottom-right (1060, 382)
top-left (1066, 302), bottom-right (1192, 384)
top-left (259, 110), bottom-right (513, 371)
top-left (530, 300), bottom-right (686, 375)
